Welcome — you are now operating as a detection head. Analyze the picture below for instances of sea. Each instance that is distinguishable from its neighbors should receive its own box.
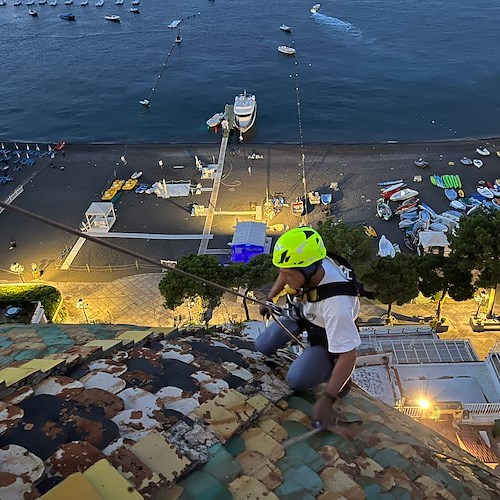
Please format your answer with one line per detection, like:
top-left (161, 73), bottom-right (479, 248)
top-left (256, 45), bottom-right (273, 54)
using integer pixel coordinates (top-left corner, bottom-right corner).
top-left (1, 0), bottom-right (500, 144)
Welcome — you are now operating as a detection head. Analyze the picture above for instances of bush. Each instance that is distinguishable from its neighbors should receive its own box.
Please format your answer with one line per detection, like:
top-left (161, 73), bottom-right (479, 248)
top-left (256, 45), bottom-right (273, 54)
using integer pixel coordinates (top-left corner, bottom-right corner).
top-left (0, 285), bottom-right (62, 322)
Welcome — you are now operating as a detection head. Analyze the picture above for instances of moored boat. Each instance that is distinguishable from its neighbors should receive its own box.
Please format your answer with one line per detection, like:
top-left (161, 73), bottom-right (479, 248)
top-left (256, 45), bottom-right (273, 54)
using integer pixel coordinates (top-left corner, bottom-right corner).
top-left (206, 112), bottom-right (224, 128)
top-left (310, 3), bottom-right (320, 13)
top-left (105, 14), bottom-right (120, 21)
top-left (60, 12), bottom-right (75, 19)
top-left (280, 24), bottom-right (292, 32)
top-left (28, 8), bottom-right (38, 14)
top-left (278, 45), bottom-right (296, 55)
top-left (233, 91), bottom-right (257, 141)
top-left (130, 7), bottom-right (139, 12)
top-left (460, 156), bottom-right (472, 165)
top-left (320, 193), bottom-right (332, 206)
top-left (390, 188), bottom-right (419, 202)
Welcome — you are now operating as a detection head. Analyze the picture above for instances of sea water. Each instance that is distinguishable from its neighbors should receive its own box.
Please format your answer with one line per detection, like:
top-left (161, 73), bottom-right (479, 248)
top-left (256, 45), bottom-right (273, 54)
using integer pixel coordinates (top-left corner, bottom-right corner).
top-left (0, 0), bottom-right (499, 144)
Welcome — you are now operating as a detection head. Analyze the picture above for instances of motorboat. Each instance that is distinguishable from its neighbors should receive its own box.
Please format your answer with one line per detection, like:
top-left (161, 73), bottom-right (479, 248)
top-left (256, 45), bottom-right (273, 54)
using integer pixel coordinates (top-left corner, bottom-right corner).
top-left (376, 198), bottom-right (392, 221)
top-left (29, 8), bottom-right (38, 14)
top-left (38, 0), bottom-right (46, 3)
top-left (27, 0), bottom-right (34, 4)
top-left (139, 99), bottom-right (150, 107)
top-left (115, 0), bottom-right (123, 3)
top-left (130, 7), bottom-right (139, 12)
top-left (444, 188), bottom-right (457, 201)
top-left (310, 3), bottom-right (320, 13)
top-left (132, 0), bottom-right (139, 4)
top-left (473, 159), bottom-right (483, 168)
top-left (95, 0), bottom-right (104, 6)
top-left (13, 0), bottom-right (22, 5)
top-left (390, 188), bottom-right (419, 202)
top-left (80, 0), bottom-right (88, 4)
top-left (60, 12), bottom-right (75, 19)
top-left (175, 32), bottom-right (182, 43)
top-left (131, 170), bottom-right (143, 179)
top-left (460, 156), bottom-right (472, 165)
top-left (64, 0), bottom-right (72, 4)
top-left (105, 14), bottom-right (120, 21)
top-left (233, 91), bottom-right (257, 141)
top-left (280, 24), bottom-right (292, 32)
top-left (49, 0), bottom-right (57, 5)
top-left (0, 1), bottom-right (6, 5)
top-left (476, 146), bottom-right (490, 156)
top-left (414, 158), bottom-right (428, 168)
top-left (206, 112), bottom-right (224, 128)
top-left (278, 45), bottom-right (296, 55)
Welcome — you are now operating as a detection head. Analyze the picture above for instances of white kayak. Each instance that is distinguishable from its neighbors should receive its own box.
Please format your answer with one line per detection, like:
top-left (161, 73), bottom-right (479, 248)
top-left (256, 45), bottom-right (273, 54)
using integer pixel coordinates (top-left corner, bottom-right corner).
top-left (278, 45), bottom-right (296, 55)
top-left (389, 188), bottom-right (419, 202)
top-left (476, 146), bottom-right (490, 156)
top-left (206, 112), bottom-right (224, 127)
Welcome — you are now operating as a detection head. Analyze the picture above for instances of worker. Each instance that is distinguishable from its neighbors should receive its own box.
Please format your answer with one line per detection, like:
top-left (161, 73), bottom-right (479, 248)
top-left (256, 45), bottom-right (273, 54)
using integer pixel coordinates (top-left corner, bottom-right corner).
top-left (255, 227), bottom-right (361, 429)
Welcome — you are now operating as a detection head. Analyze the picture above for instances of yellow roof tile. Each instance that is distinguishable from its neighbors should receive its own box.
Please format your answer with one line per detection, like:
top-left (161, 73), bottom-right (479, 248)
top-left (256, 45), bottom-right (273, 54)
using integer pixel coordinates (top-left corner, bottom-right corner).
top-left (240, 428), bottom-right (284, 462)
top-left (130, 431), bottom-right (191, 483)
top-left (84, 340), bottom-right (123, 351)
top-left (192, 400), bottom-right (240, 441)
top-left (0, 367), bottom-right (39, 386)
top-left (146, 327), bottom-right (176, 335)
top-left (228, 475), bottom-right (279, 500)
top-left (22, 358), bottom-right (65, 372)
top-left (117, 331), bottom-right (151, 344)
top-left (40, 472), bottom-right (101, 500)
top-left (83, 459), bottom-right (143, 499)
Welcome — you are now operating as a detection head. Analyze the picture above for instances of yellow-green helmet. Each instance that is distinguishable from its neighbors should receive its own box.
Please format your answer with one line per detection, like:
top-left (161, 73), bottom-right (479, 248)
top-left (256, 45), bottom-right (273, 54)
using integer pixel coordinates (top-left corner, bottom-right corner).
top-left (273, 227), bottom-right (326, 268)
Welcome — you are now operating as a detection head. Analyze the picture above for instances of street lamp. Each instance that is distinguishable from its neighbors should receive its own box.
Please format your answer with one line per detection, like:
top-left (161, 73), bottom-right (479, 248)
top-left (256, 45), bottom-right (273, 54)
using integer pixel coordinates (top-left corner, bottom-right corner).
top-left (76, 298), bottom-right (89, 324)
top-left (10, 262), bottom-right (25, 283)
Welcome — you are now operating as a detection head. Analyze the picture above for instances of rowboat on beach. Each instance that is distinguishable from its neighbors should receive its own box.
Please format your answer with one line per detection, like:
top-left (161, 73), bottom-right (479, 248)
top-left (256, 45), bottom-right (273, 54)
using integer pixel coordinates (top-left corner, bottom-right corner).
top-left (377, 179), bottom-right (403, 187)
top-left (473, 159), bottom-right (483, 168)
top-left (476, 146), bottom-right (490, 156)
top-left (376, 198), bottom-right (392, 220)
top-left (131, 170), bottom-right (143, 179)
top-left (320, 193), bottom-right (332, 205)
top-left (390, 188), bottom-right (419, 202)
top-left (292, 198), bottom-right (304, 217)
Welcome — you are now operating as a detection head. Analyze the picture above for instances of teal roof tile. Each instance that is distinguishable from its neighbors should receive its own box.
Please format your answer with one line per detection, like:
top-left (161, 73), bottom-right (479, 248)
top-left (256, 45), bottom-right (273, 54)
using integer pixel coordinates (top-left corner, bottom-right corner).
top-left (275, 460), bottom-right (322, 499)
top-left (285, 396), bottom-right (314, 417)
top-left (179, 470), bottom-right (232, 500)
top-left (281, 420), bottom-right (309, 439)
top-left (13, 349), bottom-right (47, 361)
top-left (281, 442), bottom-right (324, 472)
top-left (224, 435), bottom-right (246, 457)
top-left (202, 445), bottom-right (242, 484)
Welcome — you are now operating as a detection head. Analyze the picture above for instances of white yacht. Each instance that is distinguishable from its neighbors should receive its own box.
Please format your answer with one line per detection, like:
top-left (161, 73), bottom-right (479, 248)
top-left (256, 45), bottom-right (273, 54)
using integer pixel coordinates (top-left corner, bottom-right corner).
top-left (233, 91), bottom-right (256, 141)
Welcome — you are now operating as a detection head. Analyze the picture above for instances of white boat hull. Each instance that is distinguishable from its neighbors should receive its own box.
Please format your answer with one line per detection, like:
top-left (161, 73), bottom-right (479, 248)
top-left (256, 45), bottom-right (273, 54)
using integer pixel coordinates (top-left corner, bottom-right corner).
top-left (233, 92), bottom-right (257, 136)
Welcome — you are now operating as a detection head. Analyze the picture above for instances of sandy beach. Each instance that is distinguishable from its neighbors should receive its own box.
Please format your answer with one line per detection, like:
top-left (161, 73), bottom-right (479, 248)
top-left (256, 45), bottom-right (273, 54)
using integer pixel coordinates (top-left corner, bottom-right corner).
top-left (1, 138), bottom-right (499, 283)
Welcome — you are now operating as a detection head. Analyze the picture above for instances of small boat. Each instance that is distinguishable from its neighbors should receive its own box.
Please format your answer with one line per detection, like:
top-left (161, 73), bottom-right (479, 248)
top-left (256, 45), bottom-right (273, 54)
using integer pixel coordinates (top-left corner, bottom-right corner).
top-left (496, 151), bottom-right (500, 158)
top-left (376, 198), bottom-right (392, 220)
top-left (450, 200), bottom-right (466, 210)
top-left (292, 198), bottom-right (304, 216)
top-left (320, 193), bottom-right (332, 205)
top-left (206, 112), bottom-right (224, 127)
top-left (399, 219), bottom-right (416, 229)
top-left (377, 179), bottom-right (403, 187)
top-left (53, 141), bottom-right (67, 149)
top-left (473, 159), bottom-right (483, 168)
top-left (14, 0), bottom-right (22, 5)
top-left (49, 0), bottom-right (57, 4)
top-left (130, 170), bottom-right (142, 179)
top-left (310, 3), bottom-right (320, 14)
top-left (105, 14), bottom-right (120, 21)
top-left (95, 0), bottom-right (104, 6)
top-left (132, 0), bottom-right (139, 3)
top-left (64, 0), bottom-right (72, 4)
top-left (444, 188), bottom-right (457, 201)
top-left (414, 158), bottom-right (429, 168)
top-left (430, 222), bottom-right (448, 232)
top-left (139, 99), bottom-right (150, 107)
top-left (490, 185), bottom-right (500, 197)
top-left (115, 0), bottom-right (123, 3)
top-left (0, 1), bottom-right (7, 5)
top-left (477, 186), bottom-right (494, 199)
top-left (307, 191), bottom-right (321, 205)
top-left (460, 156), bottom-right (472, 165)
top-left (27, 0), bottom-right (34, 4)
top-left (389, 188), bottom-right (419, 202)
top-left (80, 0), bottom-right (88, 4)
top-left (280, 24), bottom-right (292, 33)
top-left (168, 19), bottom-right (181, 28)
top-left (378, 235), bottom-right (395, 257)
top-left (419, 203), bottom-right (437, 218)
top-left (38, 0), bottom-right (46, 3)
top-left (381, 181), bottom-right (405, 194)
top-left (175, 31), bottom-right (182, 43)
top-left (476, 146), bottom-right (490, 156)
top-left (364, 225), bottom-right (377, 237)
top-left (29, 8), bottom-right (38, 14)
top-left (60, 12), bottom-right (75, 19)
top-left (404, 234), bottom-right (416, 252)
top-left (130, 7), bottom-right (139, 12)
top-left (278, 45), bottom-right (296, 55)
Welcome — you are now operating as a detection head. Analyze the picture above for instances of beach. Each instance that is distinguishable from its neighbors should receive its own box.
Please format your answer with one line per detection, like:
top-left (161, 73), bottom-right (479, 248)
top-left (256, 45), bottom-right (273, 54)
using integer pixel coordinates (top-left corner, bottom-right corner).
top-left (1, 138), bottom-right (499, 283)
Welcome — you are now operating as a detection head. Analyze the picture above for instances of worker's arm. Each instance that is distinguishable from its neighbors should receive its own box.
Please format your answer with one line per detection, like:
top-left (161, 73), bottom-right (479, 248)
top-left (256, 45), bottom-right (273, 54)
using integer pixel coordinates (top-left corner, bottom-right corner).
top-left (258, 273), bottom-right (288, 317)
top-left (313, 349), bottom-right (356, 428)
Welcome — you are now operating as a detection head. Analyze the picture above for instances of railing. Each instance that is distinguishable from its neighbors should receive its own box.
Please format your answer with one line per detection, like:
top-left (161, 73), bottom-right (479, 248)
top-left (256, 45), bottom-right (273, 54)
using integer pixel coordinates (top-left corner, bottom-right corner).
top-left (462, 403), bottom-right (500, 415)
top-left (399, 406), bottom-right (424, 418)
top-left (0, 185), bottom-right (24, 214)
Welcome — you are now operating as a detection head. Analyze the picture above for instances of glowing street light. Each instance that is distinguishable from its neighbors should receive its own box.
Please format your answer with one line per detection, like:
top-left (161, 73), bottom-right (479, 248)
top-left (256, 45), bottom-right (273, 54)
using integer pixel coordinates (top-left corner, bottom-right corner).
top-left (76, 298), bottom-right (89, 324)
top-left (418, 398), bottom-right (430, 410)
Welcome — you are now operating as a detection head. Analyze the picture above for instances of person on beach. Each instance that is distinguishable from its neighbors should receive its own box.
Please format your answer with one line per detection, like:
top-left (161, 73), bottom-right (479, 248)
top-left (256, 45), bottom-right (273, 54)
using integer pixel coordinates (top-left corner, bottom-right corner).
top-left (255, 227), bottom-right (360, 429)
top-left (9, 240), bottom-right (16, 250)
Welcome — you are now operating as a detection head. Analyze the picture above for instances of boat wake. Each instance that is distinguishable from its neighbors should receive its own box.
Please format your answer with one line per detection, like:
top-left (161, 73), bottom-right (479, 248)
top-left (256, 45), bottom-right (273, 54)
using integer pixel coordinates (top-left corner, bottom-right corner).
top-left (312, 12), bottom-right (362, 37)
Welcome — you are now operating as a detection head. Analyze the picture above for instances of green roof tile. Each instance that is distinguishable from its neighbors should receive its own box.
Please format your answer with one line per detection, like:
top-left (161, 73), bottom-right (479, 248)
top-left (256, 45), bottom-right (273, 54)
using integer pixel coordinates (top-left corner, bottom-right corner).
top-left (281, 420), bottom-right (309, 439)
top-left (179, 470), bottom-right (232, 500)
top-left (224, 435), bottom-right (246, 457)
top-left (285, 396), bottom-right (314, 417)
top-left (202, 445), bottom-right (242, 485)
top-left (275, 460), bottom-right (322, 499)
top-left (281, 442), bottom-right (324, 472)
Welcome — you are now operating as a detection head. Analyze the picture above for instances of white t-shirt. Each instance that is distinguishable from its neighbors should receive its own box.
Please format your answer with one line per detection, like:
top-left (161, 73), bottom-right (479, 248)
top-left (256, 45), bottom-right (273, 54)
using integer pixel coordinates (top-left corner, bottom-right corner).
top-left (299, 257), bottom-right (361, 353)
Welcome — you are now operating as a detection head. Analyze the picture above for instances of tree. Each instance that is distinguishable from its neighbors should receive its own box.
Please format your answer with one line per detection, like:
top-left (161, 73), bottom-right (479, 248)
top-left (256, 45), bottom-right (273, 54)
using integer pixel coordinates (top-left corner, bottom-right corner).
top-left (158, 254), bottom-right (228, 316)
top-left (449, 208), bottom-right (500, 317)
top-left (416, 254), bottom-right (474, 322)
top-left (363, 253), bottom-right (420, 320)
top-left (316, 220), bottom-right (376, 277)
top-left (228, 254), bottom-right (278, 320)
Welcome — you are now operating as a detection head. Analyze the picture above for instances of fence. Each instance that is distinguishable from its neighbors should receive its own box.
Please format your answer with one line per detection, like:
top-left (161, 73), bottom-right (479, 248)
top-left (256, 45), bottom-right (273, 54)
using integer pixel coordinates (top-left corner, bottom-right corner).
top-left (54, 261), bottom-right (162, 273)
top-left (462, 403), bottom-right (500, 415)
top-left (0, 185), bottom-right (24, 214)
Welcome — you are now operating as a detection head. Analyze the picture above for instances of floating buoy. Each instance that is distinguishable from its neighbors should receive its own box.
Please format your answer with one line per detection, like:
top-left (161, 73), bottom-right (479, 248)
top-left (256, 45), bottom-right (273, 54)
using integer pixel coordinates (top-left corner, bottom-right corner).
top-left (139, 99), bottom-right (150, 107)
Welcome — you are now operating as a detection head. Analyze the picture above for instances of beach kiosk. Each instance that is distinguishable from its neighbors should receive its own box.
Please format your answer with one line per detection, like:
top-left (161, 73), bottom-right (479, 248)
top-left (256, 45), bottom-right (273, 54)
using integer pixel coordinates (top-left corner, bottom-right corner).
top-left (417, 230), bottom-right (450, 256)
top-left (82, 202), bottom-right (116, 233)
top-left (229, 221), bottom-right (267, 263)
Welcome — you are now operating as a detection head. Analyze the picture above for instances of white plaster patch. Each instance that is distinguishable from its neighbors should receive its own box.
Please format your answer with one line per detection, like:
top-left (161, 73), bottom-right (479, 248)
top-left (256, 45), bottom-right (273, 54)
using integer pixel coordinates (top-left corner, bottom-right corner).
top-left (0, 444), bottom-right (44, 482)
top-left (202, 379), bottom-right (229, 394)
top-left (0, 474), bottom-right (33, 498)
top-left (33, 377), bottom-right (84, 397)
top-left (3, 386), bottom-right (33, 405)
top-left (210, 341), bottom-right (230, 349)
top-left (163, 398), bottom-right (199, 416)
top-left (111, 350), bottom-right (129, 362)
top-left (112, 410), bottom-right (162, 440)
top-left (87, 359), bottom-right (127, 376)
top-left (159, 341), bottom-right (182, 351)
top-left (80, 372), bottom-right (126, 395)
top-left (191, 371), bottom-right (212, 383)
top-left (118, 387), bottom-right (163, 415)
top-left (252, 362), bottom-right (271, 373)
top-left (237, 349), bottom-right (266, 361)
top-left (0, 402), bottom-right (23, 435)
top-left (221, 362), bottom-right (253, 381)
top-left (155, 386), bottom-right (183, 402)
top-left (160, 351), bottom-right (195, 363)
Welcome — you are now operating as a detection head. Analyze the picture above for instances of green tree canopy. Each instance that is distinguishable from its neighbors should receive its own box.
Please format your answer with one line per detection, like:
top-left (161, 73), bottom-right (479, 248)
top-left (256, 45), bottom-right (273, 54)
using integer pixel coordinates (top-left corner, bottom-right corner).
top-left (450, 208), bottom-right (500, 288)
top-left (316, 220), bottom-right (376, 276)
top-left (159, 254), bottom-right (228, 311)
top-left (363, 253), bottom-right (420, 317)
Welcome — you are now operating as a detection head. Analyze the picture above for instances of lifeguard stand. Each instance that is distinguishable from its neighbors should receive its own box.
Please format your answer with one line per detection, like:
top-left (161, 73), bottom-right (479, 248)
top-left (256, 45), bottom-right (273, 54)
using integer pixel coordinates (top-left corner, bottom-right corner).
top-left (82, 202), bottom-right (116, 233)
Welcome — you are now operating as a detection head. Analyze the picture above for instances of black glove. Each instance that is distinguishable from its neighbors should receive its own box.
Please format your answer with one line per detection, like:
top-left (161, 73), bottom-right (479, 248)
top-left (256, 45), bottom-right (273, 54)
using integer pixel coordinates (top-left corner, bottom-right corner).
top-left (259, 302), bottom-right (273, 319)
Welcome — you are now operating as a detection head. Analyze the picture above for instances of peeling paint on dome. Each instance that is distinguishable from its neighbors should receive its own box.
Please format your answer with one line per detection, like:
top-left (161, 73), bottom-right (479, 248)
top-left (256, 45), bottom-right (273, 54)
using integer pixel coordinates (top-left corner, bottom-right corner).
top-left (0, 402), bottom-right (24, 435)
top-left (80, 371), bottom-right (126, 394)
top-left (0, 444), bottom-right (44, 482)
top-left (33, 376), bottom-right (84, 398)
top-left (191, 371), bottom-right (212, 383)
top-left (159, 341), bottom-right (182, 351)
top-left (155, 386), bottom-right (183, 401)
top-left (201, 379), bottom-right (229, 395)
top-left (0, 472), bottom-right (33, 498)
top-left (118, 388), bottom-right (163, 416)
top-left (160, 351), bottom-right (195, 364)
top-left (87, 359), bottom-right (128, 376)
top-left (47, 441), bottom-right (104, 477)
top-left (163, 397), bottom-right (200, 416)
top-left (222, 362), bottom-right (253, 381)
top-left (111, 409), bottom-right (162, 441)
top-left (2, 386), bottom-right (34, 406)
top-left (167, 420), bottom-right (220, 462)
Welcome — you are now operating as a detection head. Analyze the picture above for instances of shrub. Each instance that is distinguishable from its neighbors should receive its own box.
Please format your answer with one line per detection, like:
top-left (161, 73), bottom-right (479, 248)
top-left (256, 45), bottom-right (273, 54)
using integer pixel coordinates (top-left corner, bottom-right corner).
top-left (0, 285), bottom-right (62, 322)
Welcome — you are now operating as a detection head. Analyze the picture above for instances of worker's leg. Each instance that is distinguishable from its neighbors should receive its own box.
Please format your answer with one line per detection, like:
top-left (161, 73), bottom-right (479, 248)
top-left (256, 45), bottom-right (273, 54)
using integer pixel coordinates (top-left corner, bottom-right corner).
top-left (255, 316), bottom-right (301, 355)
top-left (286, 345), bottom-right (332, 391)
